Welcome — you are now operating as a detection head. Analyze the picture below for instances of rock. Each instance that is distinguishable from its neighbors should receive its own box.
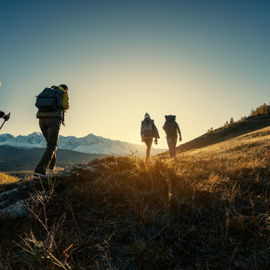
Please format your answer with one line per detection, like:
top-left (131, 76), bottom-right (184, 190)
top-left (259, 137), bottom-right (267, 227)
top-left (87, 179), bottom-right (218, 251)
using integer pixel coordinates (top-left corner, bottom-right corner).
top-left (0, 199), bottom-right (28, 220)
top-left (0, 162), bottom-right (96, 221)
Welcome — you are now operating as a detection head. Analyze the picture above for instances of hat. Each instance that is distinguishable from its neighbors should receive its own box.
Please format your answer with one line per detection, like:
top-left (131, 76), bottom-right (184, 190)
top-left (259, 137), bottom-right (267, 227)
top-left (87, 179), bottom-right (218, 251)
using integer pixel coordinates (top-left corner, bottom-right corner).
top-left (144, 113), bottom-right (150, 119)
top-left (60, 84), bottom-right (68, 90)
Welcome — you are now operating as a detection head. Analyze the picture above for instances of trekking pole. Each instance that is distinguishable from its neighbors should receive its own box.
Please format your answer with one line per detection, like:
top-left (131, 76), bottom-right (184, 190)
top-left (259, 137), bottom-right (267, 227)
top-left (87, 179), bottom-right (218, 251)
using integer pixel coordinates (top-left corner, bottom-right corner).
top-left (0, 113), bottom-right (10, 130)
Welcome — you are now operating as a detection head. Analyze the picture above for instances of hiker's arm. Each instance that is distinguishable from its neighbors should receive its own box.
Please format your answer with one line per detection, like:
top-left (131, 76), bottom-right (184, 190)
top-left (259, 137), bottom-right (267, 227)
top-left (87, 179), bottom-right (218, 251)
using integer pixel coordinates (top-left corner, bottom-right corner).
top-left (153, 124), bottom-right (159, 145)
top-left (140, 123), bottom-right (144, 142)
top-left (153, 124), bottom-right (160, 139)
top-left (0, 111), bottom-right (4, 118)
top-left (177, 123), bottom-right (182, 141)
top-left (62, 92), bottom-right (70, 111)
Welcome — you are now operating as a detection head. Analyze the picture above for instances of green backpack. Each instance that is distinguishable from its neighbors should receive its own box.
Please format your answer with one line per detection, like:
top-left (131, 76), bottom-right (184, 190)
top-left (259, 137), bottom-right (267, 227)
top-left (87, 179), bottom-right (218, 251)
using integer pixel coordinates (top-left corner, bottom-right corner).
top-left (35, 87), bottom-right (63, 112)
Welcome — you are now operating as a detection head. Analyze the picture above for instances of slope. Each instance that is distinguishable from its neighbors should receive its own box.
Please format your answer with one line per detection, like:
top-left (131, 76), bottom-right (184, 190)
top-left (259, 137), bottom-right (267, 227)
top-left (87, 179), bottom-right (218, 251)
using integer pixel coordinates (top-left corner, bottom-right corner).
top-left (177, 114), bottom-right (270, 153)
top-left (1, 126), bottom-right (270, 269)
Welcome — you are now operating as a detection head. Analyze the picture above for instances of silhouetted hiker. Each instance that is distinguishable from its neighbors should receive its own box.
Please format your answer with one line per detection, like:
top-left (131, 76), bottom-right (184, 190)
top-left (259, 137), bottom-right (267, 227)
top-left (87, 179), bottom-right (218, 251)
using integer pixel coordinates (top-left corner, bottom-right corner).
top-left (0, 111), bottom-right (10, 121)
top-left (141, 113), bottom-right (160, 161)
top-left (163, 115), bottom-right (182, 159)
top-left (0, 110), bottom-right (10, 130)
top-left (34, 84), bottom-right (70, 176)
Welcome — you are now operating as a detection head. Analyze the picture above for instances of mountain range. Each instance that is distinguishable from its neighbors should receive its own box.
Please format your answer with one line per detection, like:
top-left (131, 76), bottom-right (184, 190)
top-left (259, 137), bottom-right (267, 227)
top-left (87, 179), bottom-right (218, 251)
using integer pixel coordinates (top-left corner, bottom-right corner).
top-left (0, 132), bottom-right (163, 156)
top-left (0, 133), bottom-right (164, 172)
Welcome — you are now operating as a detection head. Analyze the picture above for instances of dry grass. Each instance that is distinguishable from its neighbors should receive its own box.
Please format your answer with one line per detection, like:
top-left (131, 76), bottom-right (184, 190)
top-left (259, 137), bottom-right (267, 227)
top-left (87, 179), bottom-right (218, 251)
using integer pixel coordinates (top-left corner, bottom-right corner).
top-left (1, 127), bottom-right (270, 269)
top-left (0, 172), bottom-right (19, 185)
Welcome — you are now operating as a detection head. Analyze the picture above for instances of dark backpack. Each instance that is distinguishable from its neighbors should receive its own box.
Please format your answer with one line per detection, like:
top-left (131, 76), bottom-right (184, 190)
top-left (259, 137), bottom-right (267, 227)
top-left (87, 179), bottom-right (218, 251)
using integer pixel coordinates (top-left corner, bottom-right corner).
top-left (35, 87), bottom-right (63, 112)
top-left (164, 115), bottom-right (177, 136)
top-left (141, 119), bottom-right (154, 137)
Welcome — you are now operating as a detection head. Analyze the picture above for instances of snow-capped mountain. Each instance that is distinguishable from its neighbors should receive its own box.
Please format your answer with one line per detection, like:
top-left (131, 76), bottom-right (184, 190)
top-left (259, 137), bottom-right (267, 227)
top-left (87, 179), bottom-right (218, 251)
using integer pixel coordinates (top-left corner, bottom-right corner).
top-left (0, 132), bottom-right (163, 155)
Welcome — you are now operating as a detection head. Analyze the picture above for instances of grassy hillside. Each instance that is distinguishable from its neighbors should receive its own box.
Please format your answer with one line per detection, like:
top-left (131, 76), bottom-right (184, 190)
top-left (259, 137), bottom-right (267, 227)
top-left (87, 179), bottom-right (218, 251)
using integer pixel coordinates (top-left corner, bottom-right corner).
top-left (177, 114), bottom-right (270, 153)
top-left (1, 126), bottom-right (270, 269)
top-left (0, 146), bottom-right (105, 171)
top-left (0, 172), bottom-right (18, 185)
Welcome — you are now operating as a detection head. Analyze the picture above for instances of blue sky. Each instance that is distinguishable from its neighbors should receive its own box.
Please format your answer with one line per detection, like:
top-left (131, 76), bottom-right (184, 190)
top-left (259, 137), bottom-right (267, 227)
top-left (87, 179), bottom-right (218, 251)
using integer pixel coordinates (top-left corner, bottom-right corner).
top-left (0, 0), bottom-right (269, 147)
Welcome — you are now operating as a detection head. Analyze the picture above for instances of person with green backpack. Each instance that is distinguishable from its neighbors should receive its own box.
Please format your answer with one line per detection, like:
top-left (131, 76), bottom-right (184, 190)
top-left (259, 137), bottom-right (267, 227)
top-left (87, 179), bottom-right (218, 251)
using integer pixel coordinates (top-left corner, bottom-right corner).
top-left (141, 113), bottom-right (160, 161)
top-left (163, 115), bottom-right (182, 160)
top-left (34, 84), bottom-right (70, 176)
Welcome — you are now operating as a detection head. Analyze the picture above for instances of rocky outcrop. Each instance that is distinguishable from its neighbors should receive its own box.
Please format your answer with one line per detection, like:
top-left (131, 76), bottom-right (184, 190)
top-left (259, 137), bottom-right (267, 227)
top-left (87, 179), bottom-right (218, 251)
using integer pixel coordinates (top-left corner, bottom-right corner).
top-left (0, 179), bottom-right (40, 221)
top-left (0, 163), bottom-right (98, 221)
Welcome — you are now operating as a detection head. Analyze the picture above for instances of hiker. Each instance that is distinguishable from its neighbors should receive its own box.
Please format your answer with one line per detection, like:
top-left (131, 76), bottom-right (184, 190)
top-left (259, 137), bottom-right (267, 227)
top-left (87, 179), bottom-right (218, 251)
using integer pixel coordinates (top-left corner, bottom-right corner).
top-left (0, 110), bottom-right (10, 130)
top-left (0, 111), bottom-right (10, 121)
top-left (163, 115), bottom-right (182, 159)
top-left (34, 84), bottom-right (70, 176)
top-left (141, 113), bottom-right (160, 161)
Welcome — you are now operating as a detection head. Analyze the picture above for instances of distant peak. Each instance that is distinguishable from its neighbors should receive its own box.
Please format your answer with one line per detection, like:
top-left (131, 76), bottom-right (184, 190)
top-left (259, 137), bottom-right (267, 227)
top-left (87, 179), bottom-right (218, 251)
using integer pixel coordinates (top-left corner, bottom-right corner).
top-left (0, 133), bottom-right (14, 139)
top-left (86, 133), bottom-right (95, 137)
top-left (28, 132), bottom-right (42, 137)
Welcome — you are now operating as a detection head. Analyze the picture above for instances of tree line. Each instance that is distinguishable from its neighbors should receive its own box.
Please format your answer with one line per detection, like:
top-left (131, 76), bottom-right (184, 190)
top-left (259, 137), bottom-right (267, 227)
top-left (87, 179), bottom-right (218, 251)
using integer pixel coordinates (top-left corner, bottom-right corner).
top-left (207, 102), bottom-right (270, 134)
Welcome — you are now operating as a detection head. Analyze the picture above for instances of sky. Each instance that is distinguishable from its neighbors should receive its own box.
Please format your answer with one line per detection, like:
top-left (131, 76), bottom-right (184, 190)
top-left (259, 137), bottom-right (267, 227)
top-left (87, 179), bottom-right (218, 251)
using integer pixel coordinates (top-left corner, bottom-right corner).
top-left (0, 0), bottom-right (269, 148)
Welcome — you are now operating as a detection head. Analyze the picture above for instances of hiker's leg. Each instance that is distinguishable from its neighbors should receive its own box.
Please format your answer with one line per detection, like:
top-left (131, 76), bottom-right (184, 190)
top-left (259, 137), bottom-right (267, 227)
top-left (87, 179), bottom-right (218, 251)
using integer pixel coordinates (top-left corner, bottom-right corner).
top-left (35, 119), bottom-right (49, 173)
top-left (49, 153), bottom-right (56, 170)
top-left (41, 119), bottom-right (57, 169)
top-left (172, 136), bottom-right (177, 158)
top-left (42, 123), bottom-right (56, 171)
top-left (145, 140), bottom-right (150, 161)
top-left (46, 118), bottom-right (61, 168)
top-left (167, 137), bottom-right (173, 158)
top-left (35, 118), bottom-right (61, 173)
top-left (40, 119), bottom-right (49, 143)
top-left (167, 136), bottom-right (177, 158)
top-left (145, 138), bottom-right (153, 161)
